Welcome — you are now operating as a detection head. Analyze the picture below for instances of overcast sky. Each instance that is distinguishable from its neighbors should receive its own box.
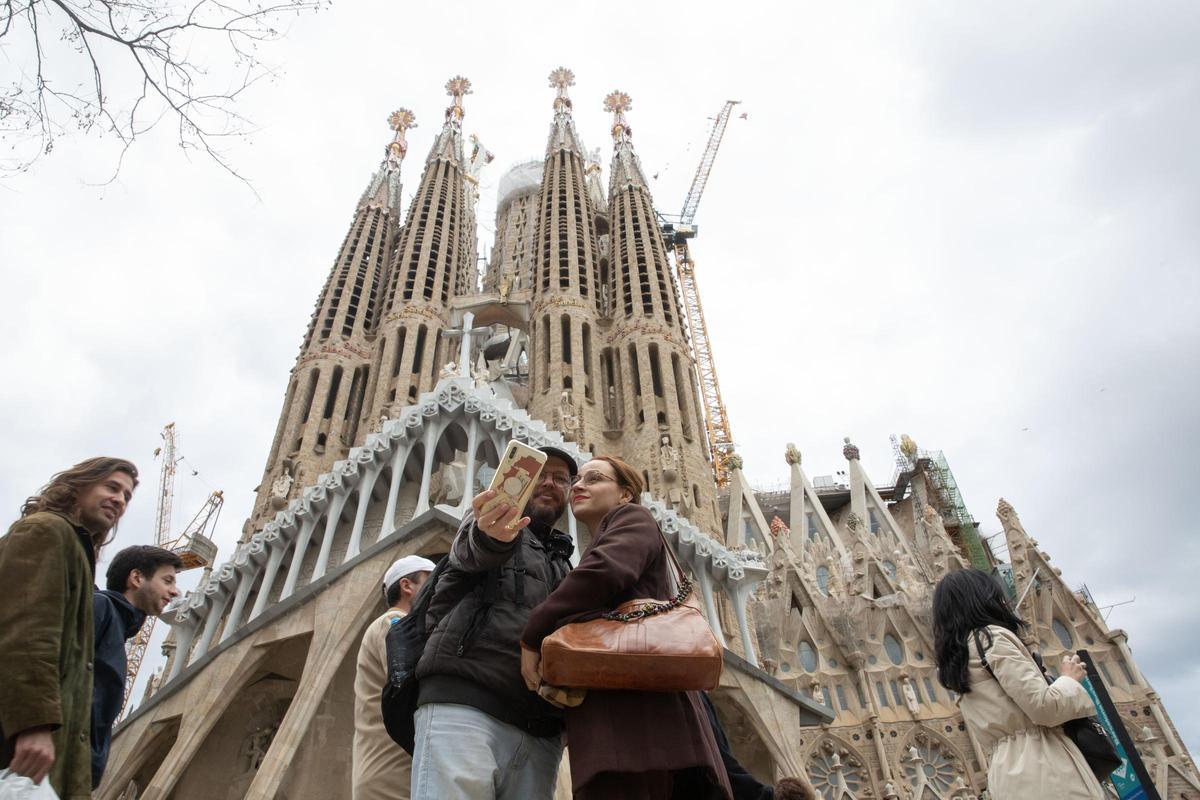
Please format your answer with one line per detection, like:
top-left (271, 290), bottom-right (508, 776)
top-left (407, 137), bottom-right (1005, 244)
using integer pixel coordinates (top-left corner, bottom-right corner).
top-left (2, 0), bottom-right (1197, 756)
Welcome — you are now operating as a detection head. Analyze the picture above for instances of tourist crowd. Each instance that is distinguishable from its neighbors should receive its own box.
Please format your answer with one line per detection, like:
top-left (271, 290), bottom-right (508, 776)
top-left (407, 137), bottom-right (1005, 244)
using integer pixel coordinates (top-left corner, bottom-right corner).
top-left (0, 450), bottom-right (1108, 799)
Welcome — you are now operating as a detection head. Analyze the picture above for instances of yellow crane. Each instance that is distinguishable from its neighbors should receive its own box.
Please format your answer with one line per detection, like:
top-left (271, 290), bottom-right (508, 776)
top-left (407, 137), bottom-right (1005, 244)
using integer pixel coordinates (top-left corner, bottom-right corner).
top-left (121, 424), bottom-right (221, 716)
top-left (661, 100), bottom-right (741, 486)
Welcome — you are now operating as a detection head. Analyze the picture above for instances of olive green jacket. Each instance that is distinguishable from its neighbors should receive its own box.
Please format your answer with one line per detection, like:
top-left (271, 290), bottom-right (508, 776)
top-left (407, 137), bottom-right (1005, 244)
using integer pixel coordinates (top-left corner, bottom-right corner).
top-left (0, 511), bottom-right (96, 800)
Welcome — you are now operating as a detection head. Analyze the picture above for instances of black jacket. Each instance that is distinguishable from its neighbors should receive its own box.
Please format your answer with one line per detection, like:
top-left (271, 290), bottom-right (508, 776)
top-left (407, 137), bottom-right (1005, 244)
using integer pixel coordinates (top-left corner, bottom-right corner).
top-left (415, 514), bottom-right (573, 738)
top-left (91, 589), bottom-right (145, 788)
top-left (701, 692), bottom-right (773, 800)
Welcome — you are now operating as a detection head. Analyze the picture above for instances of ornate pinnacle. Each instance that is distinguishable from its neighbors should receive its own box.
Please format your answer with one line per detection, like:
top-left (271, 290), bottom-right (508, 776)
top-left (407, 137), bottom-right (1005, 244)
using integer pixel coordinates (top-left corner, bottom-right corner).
top-left (385, 108), bottom-right (416, 164)
top-left (604, 90), bottom-right (633, 143)
top-left (444, 75), bottom-right (472, 122)
top-left (388, 108), bottom-right (416, 132)
top-left (785, 443), bottom-right (802, 466)
top-left (549, 67), bottom-right (575, 113)
top-left (842, 436), bottom-right (860, 461)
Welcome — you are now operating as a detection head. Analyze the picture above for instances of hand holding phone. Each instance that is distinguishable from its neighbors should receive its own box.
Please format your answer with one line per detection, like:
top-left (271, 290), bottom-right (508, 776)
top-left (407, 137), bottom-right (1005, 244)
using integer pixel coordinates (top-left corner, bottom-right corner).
top-left (474, 441), bottom-right (547, 541)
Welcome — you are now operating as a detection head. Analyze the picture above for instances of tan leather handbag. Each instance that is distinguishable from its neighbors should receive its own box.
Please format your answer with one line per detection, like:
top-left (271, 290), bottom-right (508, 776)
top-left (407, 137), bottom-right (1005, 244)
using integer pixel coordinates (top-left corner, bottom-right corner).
top-left (540, 525), bottom-right (723, 692)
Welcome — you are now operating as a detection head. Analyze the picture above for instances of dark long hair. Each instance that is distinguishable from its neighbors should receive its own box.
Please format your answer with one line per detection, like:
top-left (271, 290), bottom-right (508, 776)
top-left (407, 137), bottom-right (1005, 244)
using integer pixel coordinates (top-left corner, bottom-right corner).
top-left (21, 457), bottom-right (139, 551)
top-left (933, 568), bottom-right (1025, 694)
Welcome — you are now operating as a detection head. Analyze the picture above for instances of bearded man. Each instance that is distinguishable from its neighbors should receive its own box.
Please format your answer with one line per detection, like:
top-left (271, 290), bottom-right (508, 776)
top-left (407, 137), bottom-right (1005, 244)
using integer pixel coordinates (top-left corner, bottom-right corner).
top-left (409, 446), bottom-right (577, 800)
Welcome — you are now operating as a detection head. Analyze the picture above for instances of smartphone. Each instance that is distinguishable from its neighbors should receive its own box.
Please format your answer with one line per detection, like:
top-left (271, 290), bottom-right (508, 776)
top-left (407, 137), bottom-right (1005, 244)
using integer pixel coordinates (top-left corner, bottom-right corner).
top-left (480, 440), bottom-right (548, 527)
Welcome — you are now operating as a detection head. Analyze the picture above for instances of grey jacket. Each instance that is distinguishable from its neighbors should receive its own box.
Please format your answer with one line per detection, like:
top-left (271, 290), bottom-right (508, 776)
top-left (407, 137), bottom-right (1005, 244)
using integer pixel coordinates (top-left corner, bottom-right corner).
top-left (415, 513), bottom-right (573, 737)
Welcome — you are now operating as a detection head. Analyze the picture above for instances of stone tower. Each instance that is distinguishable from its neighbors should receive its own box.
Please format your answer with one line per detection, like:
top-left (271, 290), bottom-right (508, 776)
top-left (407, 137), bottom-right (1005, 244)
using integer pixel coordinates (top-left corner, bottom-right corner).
top-left (367, 77), bottom-right (477, 421)
top-left (485, 159), bottom-right (542, 295)
top-left (250, 110), bottom-right (414, 529)
top-left (600, 90), bottom-right (716, 530)
top-left (528, 68), bottom-right (606, 451)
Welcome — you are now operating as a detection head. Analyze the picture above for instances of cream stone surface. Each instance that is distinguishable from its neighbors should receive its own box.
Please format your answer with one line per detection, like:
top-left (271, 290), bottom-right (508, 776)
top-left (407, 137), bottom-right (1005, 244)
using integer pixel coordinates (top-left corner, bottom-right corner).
top-left (103, 76), bottom-right (1198, 800)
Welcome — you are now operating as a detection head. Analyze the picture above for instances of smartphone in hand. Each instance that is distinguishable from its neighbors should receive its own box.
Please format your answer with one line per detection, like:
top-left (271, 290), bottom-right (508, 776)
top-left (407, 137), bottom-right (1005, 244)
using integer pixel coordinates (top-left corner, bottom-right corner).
top-left (481, 441), bottom-right (548, 527)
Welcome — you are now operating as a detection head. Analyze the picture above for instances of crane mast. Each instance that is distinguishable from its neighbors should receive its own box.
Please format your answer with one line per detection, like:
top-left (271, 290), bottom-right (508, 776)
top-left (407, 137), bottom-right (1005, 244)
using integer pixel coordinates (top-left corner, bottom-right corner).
top-left (122, 425), bottom-right (221, 717)
top-left (663, 100), bottom-right (740, 486)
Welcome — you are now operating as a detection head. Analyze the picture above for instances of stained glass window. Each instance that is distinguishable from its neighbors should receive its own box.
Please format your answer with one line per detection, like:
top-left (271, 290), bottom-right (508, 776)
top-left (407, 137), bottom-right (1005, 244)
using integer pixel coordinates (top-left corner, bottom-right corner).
top-left (798, 640), bottom-right (819, 672)
top-left (1052, 619), bottom-right (1074, 650)
top-left (816, 566), bottom-right (830, 596)
top-left (884, 633), bottom-right (904, 665)
top-left (809, 744), bottom-right (865, 800)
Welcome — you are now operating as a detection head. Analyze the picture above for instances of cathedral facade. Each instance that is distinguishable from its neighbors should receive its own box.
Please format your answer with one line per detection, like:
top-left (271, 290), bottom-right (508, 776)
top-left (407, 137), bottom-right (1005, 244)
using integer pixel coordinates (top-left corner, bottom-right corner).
top-left (99, 72), bottom-right (1198, 800)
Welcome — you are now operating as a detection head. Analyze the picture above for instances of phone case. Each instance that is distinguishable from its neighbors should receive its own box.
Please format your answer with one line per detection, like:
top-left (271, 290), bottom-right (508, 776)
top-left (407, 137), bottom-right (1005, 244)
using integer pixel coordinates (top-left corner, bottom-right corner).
top-left (481, 440), bottom-right (548, 526)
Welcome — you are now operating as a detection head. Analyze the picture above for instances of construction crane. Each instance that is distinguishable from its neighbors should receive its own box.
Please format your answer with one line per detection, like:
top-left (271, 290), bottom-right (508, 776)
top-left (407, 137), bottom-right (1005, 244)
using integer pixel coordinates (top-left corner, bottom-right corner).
top-left (121, 425), bottom-right (222, 716)
top-left (660, 100), bottom-right (741, 486)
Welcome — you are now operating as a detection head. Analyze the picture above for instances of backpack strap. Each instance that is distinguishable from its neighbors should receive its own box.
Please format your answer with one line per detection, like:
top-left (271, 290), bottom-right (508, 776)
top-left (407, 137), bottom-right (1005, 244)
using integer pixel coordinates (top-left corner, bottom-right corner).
top-left (973, 628), bottom-right (997, 681)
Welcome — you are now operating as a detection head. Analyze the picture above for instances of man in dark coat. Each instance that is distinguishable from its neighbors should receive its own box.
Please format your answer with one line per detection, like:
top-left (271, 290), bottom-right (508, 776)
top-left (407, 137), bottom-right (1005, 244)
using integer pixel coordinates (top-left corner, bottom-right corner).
top-left (0, 457), bottom-right (138, 800)
top-left (91, 545), bottom-right (181, 787)
top-left (410, 446), bottom-right (577, 800)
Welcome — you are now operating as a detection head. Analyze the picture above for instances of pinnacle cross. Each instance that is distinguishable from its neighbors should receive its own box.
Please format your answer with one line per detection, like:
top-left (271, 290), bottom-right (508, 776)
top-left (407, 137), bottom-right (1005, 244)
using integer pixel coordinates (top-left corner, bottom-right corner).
top-left (604, 90), bottom-right (633, 145)
top-left (385, 108), bottom-right (417, 168)
top-left (444, 75), bottom-right (472, 124)
top-left (549, 67), bottom-right (575, 114)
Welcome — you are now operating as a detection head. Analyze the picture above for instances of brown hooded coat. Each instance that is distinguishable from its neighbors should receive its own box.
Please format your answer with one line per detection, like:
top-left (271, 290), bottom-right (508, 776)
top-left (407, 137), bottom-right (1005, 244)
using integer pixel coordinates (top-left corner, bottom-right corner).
top-left (0, 511), bottom-right (96, 800)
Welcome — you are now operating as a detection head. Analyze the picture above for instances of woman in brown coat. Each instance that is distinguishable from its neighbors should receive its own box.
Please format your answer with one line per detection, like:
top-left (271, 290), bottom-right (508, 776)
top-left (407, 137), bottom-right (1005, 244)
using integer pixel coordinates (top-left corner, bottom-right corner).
top-left (520, 456), bottom-right (732, 800)
top-left (933, 569), bottom-right (1106, 799)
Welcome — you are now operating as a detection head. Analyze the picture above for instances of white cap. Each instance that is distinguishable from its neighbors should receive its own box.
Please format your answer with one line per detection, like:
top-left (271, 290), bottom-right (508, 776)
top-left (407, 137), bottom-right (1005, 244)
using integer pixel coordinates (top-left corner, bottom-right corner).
top-left (383, 555), bottom-right (437, 591)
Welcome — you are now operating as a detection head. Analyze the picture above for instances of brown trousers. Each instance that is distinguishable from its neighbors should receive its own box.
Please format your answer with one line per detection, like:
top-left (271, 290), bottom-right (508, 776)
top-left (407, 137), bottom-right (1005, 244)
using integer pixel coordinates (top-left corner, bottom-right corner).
top-left (575, 766), bottom-right (722, 800)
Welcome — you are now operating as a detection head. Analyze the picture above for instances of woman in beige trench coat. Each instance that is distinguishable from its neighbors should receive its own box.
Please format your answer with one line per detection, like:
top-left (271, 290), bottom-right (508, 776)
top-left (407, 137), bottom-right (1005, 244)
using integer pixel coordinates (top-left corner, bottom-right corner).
top-left (933, 570), bottom-right (1106, 799)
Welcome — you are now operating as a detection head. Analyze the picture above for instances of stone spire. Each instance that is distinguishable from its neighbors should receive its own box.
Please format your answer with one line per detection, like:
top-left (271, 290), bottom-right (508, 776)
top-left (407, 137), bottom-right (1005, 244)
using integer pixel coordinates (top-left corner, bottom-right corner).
top-left (545, 66), bottom-right (589, 156)
top-left (359, 108), bottom-right (416, 212)
top-left (605, 90), bottom-right (651, 192)
top-left (370, 76), bottom-right (477, 419)
top-left (601, 90), bottom-right (716, 530)
top-left (250, 110), bottom-right (412, 528)
top-left (528, 67), bottom-right (605, 448)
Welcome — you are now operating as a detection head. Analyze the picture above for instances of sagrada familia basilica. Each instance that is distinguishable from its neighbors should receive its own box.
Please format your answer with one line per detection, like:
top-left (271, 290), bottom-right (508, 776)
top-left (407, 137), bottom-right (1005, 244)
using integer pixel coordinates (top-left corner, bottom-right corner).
top-left (98, 71), bottom-right (1198, 799)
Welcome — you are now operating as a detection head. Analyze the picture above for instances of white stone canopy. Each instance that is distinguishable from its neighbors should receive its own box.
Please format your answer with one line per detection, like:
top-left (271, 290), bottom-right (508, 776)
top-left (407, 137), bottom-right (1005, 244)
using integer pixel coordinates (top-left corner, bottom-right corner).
top-left (161, 375), bottom-right (769, 680)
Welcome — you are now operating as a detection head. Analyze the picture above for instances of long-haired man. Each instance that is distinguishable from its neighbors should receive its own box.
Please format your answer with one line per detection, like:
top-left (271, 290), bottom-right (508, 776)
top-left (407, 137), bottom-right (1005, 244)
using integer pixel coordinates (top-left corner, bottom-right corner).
top-left (0, 457), bottom-right (138, 799)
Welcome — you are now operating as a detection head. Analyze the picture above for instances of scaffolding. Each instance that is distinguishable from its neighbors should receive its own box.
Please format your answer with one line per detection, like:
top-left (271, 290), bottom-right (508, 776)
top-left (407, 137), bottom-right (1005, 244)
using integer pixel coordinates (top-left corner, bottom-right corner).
top-left (922, 450), bottom-right (992, 571)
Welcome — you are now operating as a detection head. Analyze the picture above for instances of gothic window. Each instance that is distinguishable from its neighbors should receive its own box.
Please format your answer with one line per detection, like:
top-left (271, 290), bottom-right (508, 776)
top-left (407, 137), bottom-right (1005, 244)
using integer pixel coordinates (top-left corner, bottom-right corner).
top-left (322, 367), bottom-right (343, 420)
top-left (836, 685), bottom-right (849, 710)
top-left (541, 316), bottom-right (552, 392)
top-left (822, 687), bottom-right (834, 711)
top-left (648, 344), bottom-right (664, 398)
top-left (1118, 659), bottom-right (1136, 685)
top-left (807, 512), bottom-right (819, 541)
top-left (884, 633), bottom-right (905, 666)
top-left (868, 509), bottom-right (881, 534)
top-left (816, 566), bottom-right (830, 596)
top-left (808, 741), bottom-right (865, 800)
top-left (902, 736), bottom-right (964, 798)
top-left (876, 681), bottom-right (889, 708)
top-left (411, 326), bottom-right (427, 375)
top-left (798, 640), bottom-right (818, 672)
top-left (882, 561), bottom-right (897, 581)
top-left (582, 323), bottom-right (593, 401)
top-left (854, 682), bottom-right (867, 708)
top-left (890, 680), bottom-right (903, 706)
top-left (923, 677), bottom-right (938, 702)
top-left (1097, 661), bottom-right (1116, 686)
top-left (1052, 619), bottom-right (1074, 650)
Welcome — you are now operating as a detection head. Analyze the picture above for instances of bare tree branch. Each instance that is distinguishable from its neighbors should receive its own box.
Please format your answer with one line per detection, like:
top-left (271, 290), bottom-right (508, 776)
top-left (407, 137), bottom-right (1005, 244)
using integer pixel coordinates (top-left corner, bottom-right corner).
top-left (0, 0), bottom-right (328, 183)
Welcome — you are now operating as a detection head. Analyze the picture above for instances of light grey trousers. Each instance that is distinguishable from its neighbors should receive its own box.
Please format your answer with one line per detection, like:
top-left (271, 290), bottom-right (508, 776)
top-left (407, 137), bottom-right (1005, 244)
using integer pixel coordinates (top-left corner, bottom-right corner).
top-left (410, 702), bottom-right (562, 800)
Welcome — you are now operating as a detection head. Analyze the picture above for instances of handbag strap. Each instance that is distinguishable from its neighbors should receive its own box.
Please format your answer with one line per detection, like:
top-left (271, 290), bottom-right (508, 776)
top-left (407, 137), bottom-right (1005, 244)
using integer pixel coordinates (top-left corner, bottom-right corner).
top-left (602, 515), bottom-right (693, 623)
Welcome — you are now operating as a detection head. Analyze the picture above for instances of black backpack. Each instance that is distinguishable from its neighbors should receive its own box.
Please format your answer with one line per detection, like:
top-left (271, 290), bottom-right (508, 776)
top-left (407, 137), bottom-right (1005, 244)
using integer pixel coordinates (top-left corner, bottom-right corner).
top-left (380, 553), bottom-right (505, 753)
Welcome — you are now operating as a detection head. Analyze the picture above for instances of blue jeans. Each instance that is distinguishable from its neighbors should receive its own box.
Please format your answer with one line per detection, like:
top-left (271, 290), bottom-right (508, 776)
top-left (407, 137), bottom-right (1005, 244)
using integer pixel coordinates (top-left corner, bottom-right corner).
top-left (411, 703), bottom-right (563, 800)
